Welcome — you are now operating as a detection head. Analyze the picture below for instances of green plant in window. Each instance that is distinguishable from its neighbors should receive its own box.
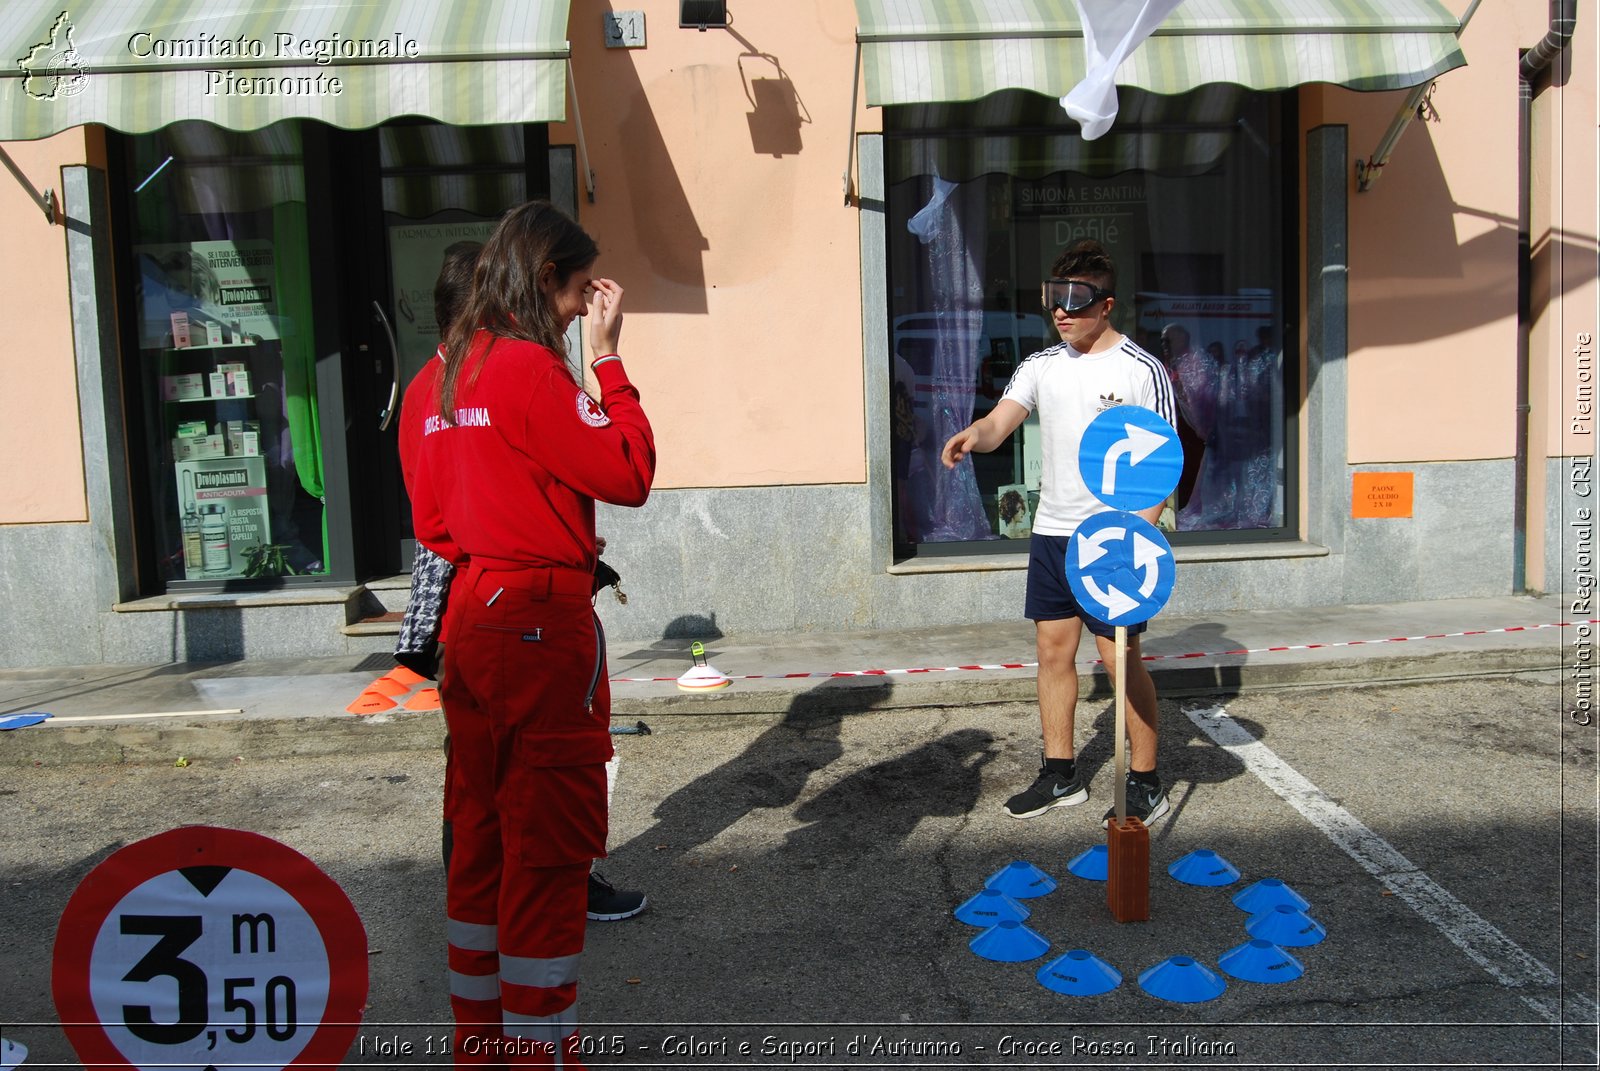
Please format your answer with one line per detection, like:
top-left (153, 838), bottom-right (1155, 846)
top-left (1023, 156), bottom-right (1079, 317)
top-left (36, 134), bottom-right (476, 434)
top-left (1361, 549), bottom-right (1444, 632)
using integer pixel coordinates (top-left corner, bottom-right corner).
top-left (242, 543), bottom-right (297, 578)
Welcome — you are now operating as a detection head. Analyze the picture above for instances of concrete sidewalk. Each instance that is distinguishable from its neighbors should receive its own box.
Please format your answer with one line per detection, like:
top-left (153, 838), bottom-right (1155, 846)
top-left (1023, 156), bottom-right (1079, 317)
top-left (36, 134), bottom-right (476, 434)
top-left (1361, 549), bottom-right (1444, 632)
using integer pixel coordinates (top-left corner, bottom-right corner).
top-left (0, 593), bottom-right (1580, 765)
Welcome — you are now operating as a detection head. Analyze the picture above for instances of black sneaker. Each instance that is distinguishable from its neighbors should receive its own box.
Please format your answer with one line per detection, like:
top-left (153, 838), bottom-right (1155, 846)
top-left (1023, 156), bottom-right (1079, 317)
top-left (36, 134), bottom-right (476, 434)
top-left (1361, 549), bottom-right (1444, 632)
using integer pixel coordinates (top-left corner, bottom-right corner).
top-left (1102, 775), bottom-right (1170, 828)
top-left (587, 872), bottom-right (647, 921)
top-left (1003, 764), bottom-right (1088, 818)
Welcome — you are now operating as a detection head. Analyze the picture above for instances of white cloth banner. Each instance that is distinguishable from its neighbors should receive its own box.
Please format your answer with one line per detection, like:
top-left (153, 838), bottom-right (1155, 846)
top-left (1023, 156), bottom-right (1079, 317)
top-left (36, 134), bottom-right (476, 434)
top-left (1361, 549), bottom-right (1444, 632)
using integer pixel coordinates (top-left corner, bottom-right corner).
top-left (1062, 0), bottom-right (1187, 140)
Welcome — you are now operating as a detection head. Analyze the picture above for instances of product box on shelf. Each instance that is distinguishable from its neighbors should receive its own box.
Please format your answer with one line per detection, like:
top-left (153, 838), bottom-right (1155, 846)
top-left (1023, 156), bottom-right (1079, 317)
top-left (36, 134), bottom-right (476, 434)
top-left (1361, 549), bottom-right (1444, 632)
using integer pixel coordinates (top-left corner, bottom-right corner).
top-left (216, 362), bottom-right (251, 397)
top-left (161, 373), bottom-right (206, 401)
top-left (224, 420), bottom-right (261, 457)
top-left (169, 311), bottom-right (192, 349)
top-left (174, 433), bottom-right (227, 461)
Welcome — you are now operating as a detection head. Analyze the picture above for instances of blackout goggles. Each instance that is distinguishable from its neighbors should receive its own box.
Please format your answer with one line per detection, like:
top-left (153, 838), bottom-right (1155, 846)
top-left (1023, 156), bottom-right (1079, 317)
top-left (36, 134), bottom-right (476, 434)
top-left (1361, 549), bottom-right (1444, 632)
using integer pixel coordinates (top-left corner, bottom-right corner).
top-left (1041, 278), bottom-right (1114, 314)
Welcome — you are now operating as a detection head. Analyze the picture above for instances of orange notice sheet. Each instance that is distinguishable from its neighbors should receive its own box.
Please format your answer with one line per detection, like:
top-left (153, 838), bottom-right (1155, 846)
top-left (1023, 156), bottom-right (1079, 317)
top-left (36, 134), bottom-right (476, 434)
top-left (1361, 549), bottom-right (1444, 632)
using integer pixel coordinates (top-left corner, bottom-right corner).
top-left (1352, 472), bottom-right (1414, 518)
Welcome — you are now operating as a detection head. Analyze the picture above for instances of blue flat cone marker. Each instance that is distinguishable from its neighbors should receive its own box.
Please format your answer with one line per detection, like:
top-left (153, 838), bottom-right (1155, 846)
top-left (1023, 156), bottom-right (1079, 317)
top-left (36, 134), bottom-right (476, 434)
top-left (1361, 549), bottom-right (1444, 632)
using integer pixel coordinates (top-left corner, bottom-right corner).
top-left (954, 888), bottom-right (1031, 928)
top-left (1219, 938), bottom-right (1304, 984)
top-left (1233, 877), bottom-right (1311, 915)
top-left (1067, 844), bottom-right (1108, 881)
top-left (970, 919), bottom-right (1050, 962)
top-left (985, 859), bottom-right (1057, 899)
top-left (1, 1036), bottom-right (28, 1071)
top-left (0, 712), bottom-right (50, 730)
top-left (1138, 955), bottom-right (1227, 1003)
top-left (1037, 949), bottom-right (1121, 996)
top-left (1168, 848), bottom-right (1241, 887)
top-left (1245, 903), bottom-right (1327, 947)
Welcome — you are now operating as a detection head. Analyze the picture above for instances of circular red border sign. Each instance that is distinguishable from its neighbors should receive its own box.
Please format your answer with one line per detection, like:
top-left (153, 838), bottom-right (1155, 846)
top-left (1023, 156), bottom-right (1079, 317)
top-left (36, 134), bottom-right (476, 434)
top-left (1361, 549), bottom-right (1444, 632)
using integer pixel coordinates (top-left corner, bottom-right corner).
top-left (53, 825), bottom-right (368, 1071)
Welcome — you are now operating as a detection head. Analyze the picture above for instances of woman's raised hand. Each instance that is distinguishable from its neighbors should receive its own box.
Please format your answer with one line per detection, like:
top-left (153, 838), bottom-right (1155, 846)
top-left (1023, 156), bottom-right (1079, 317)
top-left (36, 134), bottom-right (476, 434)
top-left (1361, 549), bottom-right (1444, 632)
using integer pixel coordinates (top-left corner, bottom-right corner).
top-left (587, 278), bottom-right (624, 358)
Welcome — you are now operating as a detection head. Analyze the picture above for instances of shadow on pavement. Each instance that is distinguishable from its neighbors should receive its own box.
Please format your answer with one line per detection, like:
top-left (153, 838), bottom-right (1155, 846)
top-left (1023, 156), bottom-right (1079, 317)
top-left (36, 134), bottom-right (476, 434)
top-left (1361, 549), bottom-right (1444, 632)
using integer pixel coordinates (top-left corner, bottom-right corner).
top-left (780, 727), bottom-right (999, 860)
top-left (616, 680), bottom-right (893, 863)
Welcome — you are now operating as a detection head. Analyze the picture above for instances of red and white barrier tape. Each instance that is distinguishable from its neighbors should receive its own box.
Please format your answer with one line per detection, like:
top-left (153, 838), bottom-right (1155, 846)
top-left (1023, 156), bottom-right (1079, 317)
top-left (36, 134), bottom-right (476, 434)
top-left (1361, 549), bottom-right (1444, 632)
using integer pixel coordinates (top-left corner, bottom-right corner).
top-left (608, 619), bottom-right (1594, 685)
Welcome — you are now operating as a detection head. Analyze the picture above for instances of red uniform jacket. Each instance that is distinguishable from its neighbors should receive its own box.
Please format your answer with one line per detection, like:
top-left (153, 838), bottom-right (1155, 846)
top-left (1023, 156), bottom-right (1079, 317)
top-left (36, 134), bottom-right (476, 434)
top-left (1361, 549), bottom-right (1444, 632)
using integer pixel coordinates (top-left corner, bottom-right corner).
top-left (399, 334), bottom-right (655, 572)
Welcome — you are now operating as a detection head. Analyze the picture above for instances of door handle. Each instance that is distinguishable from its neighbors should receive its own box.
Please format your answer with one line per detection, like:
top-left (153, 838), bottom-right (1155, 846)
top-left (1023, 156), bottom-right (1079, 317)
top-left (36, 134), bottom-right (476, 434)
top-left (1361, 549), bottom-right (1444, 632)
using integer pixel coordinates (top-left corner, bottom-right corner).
top-left (372, 300), bottom-right (400, 431)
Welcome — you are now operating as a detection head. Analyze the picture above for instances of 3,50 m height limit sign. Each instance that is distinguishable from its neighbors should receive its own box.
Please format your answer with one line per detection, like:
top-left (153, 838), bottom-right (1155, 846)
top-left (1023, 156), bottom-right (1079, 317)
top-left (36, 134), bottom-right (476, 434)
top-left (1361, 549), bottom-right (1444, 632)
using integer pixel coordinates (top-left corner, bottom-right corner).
top-left (53, 826), bottom-right (368, 1071)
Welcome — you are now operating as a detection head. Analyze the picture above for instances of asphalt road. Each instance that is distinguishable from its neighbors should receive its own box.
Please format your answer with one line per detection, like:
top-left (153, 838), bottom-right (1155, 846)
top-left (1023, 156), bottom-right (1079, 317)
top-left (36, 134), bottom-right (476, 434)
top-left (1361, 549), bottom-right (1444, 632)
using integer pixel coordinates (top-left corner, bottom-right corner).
top-left (3, 673), bottom-right (1596, 1069)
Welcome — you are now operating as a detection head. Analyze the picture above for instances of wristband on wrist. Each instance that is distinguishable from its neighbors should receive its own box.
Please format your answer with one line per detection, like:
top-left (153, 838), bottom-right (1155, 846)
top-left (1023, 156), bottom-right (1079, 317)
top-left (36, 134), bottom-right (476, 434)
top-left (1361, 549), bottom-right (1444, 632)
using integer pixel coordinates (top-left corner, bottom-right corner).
top-left (591, 354), bottom-right (622, 370)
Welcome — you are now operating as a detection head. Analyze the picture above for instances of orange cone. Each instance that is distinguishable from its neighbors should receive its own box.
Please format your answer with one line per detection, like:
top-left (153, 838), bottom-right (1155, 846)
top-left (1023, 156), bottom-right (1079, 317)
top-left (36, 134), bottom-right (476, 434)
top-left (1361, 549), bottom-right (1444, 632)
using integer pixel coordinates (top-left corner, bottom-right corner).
top-left (346, 691), bottom-right (397, 715)
top-left (366, 676), bottom-right (409, 697)
top-left (385, 666), bottom-right (428, 688)
top-left (404, 688), bottom-right (442, 711)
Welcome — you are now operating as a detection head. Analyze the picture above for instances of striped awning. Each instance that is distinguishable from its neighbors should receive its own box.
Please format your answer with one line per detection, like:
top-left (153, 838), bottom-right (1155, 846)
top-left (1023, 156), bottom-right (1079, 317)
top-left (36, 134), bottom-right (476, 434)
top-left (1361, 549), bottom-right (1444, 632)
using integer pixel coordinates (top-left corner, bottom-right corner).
top-left (856, 0), bottom-right (1468, 107)
top-left (0, 2), bottom-right (571, 140)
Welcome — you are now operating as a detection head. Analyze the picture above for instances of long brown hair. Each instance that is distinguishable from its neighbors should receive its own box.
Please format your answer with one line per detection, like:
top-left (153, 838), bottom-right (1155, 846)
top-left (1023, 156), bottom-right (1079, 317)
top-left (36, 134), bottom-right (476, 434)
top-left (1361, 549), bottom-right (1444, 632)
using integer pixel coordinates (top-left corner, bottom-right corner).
top-left (438, 201), bottom-right (598, 421)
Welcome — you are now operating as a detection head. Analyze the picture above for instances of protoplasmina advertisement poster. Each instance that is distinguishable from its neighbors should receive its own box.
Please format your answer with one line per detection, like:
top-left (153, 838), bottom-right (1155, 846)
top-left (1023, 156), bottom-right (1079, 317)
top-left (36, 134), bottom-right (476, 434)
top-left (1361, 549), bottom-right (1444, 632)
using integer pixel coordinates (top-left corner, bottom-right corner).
top-left (135, 239), bottom-right (281, 348)
top-left (175, 458), bottom-right (271, 580)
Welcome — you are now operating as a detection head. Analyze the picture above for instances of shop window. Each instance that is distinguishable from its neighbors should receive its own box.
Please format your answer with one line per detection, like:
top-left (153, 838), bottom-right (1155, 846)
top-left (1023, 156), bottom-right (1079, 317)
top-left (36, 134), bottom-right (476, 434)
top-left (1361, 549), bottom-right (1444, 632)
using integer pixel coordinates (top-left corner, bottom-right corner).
top-left (885, 88), bottom-right (1295, 554)
top-left (121, 121), bottom-right (329, 585)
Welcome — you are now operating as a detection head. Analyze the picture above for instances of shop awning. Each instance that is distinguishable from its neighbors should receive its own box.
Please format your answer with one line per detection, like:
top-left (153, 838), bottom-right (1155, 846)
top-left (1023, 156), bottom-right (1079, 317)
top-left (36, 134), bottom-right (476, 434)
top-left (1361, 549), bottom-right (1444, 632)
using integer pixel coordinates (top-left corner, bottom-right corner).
top-left (0, 2), bottom-right (572, 141)
top-left (855, 0), bottom-right (1469, 107)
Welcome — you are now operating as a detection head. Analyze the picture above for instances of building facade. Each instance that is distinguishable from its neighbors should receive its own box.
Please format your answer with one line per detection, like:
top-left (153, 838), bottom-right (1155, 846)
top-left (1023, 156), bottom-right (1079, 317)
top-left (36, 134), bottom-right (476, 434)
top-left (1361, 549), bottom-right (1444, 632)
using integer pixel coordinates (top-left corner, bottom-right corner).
top-left (0, 0), bottom-right (1593, 667)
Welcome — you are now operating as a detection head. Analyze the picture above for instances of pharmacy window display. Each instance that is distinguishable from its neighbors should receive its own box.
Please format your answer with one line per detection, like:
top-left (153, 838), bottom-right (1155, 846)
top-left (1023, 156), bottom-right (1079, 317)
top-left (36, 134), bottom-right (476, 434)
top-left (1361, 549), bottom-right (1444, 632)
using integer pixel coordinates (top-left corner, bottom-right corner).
top-left (124, 122), bottom-right (328, 584)
top-left (885, 88), bottom-right (1294, 553)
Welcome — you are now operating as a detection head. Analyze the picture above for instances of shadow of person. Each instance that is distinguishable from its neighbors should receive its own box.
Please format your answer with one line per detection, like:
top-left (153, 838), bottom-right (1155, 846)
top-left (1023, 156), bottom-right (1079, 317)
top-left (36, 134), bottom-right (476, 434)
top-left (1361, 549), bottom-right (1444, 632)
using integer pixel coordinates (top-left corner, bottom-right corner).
top-left (779, 728), bottom-right (999, 865)
top-left (1154, 620), bottom-right (1251, 701)
top-left (616, 680), bottom-right (893, 864)
top-left (614, 614), bottom-right (724, 663)
top-left (1068, 620), bottom-right (1263, 843)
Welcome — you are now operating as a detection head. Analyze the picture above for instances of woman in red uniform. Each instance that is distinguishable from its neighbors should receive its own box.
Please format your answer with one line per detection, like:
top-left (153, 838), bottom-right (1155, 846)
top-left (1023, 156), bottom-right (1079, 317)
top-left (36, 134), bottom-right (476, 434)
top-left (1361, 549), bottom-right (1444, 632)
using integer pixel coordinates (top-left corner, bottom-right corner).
top-left (399, 201), bottom-right (655, 1067)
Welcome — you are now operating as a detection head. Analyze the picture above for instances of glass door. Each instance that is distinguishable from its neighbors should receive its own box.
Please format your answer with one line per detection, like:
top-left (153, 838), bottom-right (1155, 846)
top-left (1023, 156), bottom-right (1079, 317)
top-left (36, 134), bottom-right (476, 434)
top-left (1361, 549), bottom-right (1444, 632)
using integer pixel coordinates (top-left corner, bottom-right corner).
top-left (344, 121), bottom-right (550, 574)
top-left (324, 119), bottom-right (550, 576)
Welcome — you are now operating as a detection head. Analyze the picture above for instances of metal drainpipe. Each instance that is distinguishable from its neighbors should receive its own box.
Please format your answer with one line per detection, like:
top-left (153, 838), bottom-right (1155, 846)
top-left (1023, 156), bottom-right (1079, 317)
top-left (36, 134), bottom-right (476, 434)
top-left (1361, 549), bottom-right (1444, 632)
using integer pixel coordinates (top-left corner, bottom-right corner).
top-left (1514, 0), bottom-right (1577, 594)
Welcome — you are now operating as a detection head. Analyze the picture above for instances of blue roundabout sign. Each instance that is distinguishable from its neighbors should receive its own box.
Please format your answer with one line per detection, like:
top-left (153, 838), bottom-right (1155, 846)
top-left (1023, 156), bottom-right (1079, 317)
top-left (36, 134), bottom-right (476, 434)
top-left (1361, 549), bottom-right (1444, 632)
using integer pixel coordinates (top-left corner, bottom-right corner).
top-left (1065, 511), bottom-right (1175, 626)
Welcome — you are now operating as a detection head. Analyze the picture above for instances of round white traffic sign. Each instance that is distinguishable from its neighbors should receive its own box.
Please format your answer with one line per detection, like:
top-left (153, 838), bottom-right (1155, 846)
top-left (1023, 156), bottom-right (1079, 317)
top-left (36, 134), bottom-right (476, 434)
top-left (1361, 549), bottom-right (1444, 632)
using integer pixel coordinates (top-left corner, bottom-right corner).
top-left (54, 826), bottom-right (367, 1071)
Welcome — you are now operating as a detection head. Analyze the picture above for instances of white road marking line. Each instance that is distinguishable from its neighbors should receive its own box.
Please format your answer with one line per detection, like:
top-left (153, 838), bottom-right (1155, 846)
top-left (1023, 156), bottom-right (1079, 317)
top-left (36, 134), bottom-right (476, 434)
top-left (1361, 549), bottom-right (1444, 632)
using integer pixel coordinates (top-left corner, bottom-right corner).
top-left (1185, 702), bottom-right (1593, 1024)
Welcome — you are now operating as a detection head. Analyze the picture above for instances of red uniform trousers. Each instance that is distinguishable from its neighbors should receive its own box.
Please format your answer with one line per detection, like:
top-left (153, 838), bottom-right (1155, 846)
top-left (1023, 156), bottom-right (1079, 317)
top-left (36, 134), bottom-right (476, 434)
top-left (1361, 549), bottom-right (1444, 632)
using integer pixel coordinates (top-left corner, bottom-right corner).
top-left (440, 562), bottom-right (611, 1069)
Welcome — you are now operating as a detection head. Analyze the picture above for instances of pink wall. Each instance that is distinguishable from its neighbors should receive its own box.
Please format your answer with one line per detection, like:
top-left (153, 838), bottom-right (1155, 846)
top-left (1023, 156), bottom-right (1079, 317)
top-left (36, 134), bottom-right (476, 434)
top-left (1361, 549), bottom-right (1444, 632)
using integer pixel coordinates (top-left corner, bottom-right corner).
top-left (0, 128), bottom-right (97, 523)
top-left (552, 0), bottom-right (868, 489)
top-left (1326, 1), bottom-right (1544, 465)
top-left (1314, 1), bottom-right (1594, 472)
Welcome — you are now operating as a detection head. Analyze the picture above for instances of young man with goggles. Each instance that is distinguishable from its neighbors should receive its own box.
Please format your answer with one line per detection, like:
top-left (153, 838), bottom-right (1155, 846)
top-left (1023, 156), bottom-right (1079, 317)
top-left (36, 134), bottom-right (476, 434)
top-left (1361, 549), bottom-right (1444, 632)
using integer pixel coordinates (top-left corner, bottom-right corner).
top-left (941, 239), bottom-right (1178, 828)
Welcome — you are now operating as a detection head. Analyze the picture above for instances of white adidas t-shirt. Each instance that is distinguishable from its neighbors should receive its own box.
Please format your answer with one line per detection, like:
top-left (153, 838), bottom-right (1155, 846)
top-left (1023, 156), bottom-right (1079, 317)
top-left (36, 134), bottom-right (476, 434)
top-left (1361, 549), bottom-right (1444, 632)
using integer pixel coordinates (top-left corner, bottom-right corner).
top-left (1001, 335), bottom-right (1177, 537)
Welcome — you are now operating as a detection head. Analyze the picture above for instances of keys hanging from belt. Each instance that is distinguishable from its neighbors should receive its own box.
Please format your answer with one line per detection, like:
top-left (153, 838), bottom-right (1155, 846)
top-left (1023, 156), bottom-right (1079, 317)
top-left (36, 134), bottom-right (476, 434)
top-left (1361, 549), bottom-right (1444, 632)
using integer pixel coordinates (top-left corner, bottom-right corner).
top-left (593, 559), bottom-right (627, 605)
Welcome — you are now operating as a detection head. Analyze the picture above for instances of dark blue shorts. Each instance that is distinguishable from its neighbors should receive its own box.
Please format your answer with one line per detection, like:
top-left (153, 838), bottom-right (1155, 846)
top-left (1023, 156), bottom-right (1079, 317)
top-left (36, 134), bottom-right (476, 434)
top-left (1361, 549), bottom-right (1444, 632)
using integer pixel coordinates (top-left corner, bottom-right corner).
top-left (1024, 533), bottom-right (1148, 638)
